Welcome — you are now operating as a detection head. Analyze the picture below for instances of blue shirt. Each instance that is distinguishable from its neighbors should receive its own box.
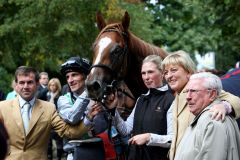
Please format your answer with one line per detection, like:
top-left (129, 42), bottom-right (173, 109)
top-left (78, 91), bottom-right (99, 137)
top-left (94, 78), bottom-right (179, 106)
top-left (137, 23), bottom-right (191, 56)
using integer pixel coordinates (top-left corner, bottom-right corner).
top-left (18, 96), bottom-right (36, 119)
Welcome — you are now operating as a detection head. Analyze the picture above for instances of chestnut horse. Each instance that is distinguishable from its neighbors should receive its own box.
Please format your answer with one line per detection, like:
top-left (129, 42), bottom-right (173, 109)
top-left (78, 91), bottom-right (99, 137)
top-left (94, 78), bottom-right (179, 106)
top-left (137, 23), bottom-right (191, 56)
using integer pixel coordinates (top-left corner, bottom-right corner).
top-left (86, 11), bottom-right (168, 110)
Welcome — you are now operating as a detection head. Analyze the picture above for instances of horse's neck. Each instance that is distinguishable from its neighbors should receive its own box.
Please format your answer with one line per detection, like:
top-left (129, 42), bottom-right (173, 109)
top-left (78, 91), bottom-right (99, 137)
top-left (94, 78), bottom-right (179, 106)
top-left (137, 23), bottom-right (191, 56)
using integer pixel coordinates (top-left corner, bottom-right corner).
top-left (128, 33), bottom-right (167, 60)
top-left (124, 33), bottom-right (166, 98)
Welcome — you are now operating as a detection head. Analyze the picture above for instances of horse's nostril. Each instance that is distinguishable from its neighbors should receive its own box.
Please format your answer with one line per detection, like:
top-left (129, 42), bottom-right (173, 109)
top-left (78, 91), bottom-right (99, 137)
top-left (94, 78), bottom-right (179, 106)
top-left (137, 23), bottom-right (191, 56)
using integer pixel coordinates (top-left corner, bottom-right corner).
top-left (86, 81), bottom-right (103, 100)
top-left (92, 81), bottom-right (101, 90)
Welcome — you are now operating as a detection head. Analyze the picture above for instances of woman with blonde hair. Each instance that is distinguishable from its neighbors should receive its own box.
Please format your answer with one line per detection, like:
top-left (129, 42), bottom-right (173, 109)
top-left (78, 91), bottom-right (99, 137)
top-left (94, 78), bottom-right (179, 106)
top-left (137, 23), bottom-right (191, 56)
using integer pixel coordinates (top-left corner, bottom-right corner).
top-left (47, 78), bottom-right (62, 106)
top-left (162, 50), bottom-right (240, 160)
top-left (46, 78), bottom-right (64, 160)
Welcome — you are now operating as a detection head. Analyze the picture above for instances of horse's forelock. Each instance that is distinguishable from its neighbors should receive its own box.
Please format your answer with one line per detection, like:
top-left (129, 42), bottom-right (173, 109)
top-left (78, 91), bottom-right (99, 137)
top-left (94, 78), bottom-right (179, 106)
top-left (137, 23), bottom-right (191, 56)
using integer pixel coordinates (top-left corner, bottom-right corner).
top-left (92, 23), bottom-right (128, 64)
top-left (96, 23), bottom-right (125, 40)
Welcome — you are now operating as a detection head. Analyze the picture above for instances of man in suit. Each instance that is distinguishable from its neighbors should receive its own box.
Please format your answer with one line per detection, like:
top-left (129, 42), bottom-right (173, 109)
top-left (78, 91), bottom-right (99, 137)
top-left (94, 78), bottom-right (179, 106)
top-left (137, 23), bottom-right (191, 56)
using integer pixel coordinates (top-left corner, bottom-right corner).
top-left (37, 72), bottom-right (49, 101)
top-left (0, 120), bottom-right (8, 160)
top-left (0, 66), bottom-right (89, 160)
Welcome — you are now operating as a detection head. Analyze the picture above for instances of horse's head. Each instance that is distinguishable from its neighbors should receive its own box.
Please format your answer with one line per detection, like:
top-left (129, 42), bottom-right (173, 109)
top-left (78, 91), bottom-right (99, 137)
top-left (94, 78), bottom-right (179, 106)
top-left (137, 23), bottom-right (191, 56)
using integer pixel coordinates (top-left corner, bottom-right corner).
top-left (86, 12), bottom-right (130, 101)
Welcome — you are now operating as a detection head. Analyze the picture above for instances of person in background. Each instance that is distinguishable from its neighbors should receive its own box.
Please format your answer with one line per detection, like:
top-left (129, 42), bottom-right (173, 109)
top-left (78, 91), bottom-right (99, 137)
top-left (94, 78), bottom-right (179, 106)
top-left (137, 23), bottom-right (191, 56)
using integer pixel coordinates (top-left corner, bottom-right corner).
top-left (46, 78), bottom-right (64, 160)
top-left (175, 72), bottom-right (240, 160)
top-left (162, 50), bottom-right (240, 160)
top-left (221, 65), bottom-right (240, 128)
top-left (61, 84), bottom-right (70, 95)
top-left (0, 90), bottom-right (5, 101)
top-left (235, 61), bottom-right (240, 68)
top-left (47, 78), bottom-right (62, 106)
top-left (105, 55), bottom-right (175, 160)
top-left (58, 57), bottom-right (111, 160)
top-left (37, 71), bottom-right (49, 100)
top-left (0, 66), bottom-right (88, 160)
top-left (39, 72), bottom-right (49, 87)
top-left (6, 79), bottom-right (18, 100)
top-left (0, 119), bottom-right (9, 160)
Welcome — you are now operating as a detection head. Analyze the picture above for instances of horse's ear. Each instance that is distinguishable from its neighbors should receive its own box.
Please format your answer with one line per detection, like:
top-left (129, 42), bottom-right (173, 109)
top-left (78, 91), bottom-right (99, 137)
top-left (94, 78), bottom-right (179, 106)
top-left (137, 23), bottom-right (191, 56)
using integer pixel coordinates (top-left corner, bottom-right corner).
top-left (122, 11), bottom-right (130, 30)
top-left (96, 11), bottom-right (106, 31)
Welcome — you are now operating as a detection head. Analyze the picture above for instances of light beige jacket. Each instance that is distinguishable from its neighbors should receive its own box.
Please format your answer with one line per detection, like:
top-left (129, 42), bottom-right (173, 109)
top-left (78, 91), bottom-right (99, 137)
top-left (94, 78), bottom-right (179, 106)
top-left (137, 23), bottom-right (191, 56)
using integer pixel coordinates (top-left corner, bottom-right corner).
top-left (169, 89), bottom-right (240, 160)
top-left (175, 101), bottom-right (240, 160)
top-left (0, 98), bottom-right (88, 160)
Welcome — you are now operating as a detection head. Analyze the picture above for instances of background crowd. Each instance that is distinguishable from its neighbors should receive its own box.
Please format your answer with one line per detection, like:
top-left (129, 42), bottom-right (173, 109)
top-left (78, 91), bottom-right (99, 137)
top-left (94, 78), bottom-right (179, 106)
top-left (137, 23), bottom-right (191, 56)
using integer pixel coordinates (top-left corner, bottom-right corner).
top-left (0, 51), bottom-right (239, 160)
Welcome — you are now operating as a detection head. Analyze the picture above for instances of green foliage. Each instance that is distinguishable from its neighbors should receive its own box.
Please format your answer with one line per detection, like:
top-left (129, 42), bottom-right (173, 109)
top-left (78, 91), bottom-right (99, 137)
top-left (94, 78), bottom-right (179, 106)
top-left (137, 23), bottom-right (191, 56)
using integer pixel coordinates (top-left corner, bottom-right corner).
top-left (202, 0), bottom-right (240, 70)
top-left (147, 0), bottom-right (240, 70)
top-left (0, 0), bottom-right (103, 93)
top-left (0, 0), bottom-right (239, 93)
top-left (122, 2), bottom-right (156, 43)
top-left (0, 67), bottom-right (13, 94)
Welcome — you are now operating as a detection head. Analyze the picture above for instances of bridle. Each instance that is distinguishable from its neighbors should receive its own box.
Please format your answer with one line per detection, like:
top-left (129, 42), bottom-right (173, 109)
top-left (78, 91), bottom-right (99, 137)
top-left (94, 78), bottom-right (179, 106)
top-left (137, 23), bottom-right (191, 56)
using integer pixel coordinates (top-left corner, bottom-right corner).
top-left (89, 27), bottom-right (135, 146)
top-left (90, 27), bottom-right (128, 79)
top-left (89, 27), bottom-right (134, 101)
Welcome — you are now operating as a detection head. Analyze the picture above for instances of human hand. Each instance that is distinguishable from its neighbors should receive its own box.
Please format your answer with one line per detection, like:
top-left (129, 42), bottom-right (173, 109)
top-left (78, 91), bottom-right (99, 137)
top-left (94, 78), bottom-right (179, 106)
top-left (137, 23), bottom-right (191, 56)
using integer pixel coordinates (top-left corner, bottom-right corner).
top-left (103, 92), bottom-right (118, 109)
top-left (87, 102), bottom-right (102, 121)
top-left (209, 102), bottom-right (227, 121)
top-left (128, 133), bottom-right (150, 145)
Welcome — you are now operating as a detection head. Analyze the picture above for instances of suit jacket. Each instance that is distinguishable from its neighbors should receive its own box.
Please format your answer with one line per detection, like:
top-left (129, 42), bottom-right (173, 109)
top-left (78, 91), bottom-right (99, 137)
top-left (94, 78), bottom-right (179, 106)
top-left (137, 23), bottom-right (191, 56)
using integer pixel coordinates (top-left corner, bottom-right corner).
top-left (169, 88), bottom-right (240, 160)
top-left (37, 85), bottom-right (48, 101)
top-left (0, 97), bottom-right (88, 160)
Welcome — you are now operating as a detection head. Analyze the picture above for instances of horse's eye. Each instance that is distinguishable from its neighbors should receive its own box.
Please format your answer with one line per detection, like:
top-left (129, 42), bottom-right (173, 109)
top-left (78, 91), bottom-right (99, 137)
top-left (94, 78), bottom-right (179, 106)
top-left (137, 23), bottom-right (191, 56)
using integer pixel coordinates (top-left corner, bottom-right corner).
top-left (110, 45), bottom-right (123, 56)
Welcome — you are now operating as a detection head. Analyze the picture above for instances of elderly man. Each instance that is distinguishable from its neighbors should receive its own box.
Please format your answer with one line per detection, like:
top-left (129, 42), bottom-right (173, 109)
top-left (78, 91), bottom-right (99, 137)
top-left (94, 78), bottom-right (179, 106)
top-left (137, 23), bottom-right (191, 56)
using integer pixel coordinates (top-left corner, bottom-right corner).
top-left (175, 72), bottom-right (240, 160)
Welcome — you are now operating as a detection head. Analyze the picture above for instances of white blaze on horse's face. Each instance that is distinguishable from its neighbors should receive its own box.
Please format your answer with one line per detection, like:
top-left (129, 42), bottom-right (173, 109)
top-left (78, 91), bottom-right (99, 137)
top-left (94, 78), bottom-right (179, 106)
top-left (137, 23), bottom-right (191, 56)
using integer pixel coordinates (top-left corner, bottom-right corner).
top-left (91, 36), bottom-right (112, 74)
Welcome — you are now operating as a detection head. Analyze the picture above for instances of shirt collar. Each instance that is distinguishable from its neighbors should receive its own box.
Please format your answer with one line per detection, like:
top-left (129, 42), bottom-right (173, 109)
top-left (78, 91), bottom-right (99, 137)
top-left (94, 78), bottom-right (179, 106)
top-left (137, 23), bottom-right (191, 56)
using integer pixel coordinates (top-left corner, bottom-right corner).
top-left (41, 84), bottom-right (47, 88)
top-left (19, 96), bottom-right (36, 108)
top-left (144, 84), bottom-right (169, 96)
top-left (190, 99), bottom-right (221, 127)
top-left (72, 88), bottom-right (87, 97)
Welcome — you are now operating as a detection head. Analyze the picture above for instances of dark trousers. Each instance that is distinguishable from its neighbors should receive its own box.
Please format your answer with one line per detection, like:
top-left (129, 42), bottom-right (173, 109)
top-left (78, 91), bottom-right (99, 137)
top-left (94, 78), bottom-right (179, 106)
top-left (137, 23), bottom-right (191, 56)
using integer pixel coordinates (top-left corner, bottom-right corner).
top-left (48, 131), bottom-right (64, 160)
top-left (73, 141), bottom-right (105, 160)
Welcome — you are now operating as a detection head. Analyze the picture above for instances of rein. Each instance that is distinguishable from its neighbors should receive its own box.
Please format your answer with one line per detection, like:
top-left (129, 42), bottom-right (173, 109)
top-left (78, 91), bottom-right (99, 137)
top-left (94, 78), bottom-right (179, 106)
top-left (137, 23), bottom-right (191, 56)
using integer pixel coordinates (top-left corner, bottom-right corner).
top-left (90, 27), bottom-right (134, 154)
top-left (117, 88), bottom-right (135, 101)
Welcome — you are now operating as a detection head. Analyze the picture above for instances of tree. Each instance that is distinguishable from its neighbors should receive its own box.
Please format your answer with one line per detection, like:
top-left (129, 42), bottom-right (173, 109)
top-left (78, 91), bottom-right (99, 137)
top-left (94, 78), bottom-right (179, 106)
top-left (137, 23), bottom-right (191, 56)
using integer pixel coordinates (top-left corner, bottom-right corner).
top-left (0, 0), bottom-right (239, 93)
top-left (203, 0), bottom-right (240, 70)
top-left (0, 0), bottom-right (104, 93)
top-left (145, 0), bottom-right (240, 70)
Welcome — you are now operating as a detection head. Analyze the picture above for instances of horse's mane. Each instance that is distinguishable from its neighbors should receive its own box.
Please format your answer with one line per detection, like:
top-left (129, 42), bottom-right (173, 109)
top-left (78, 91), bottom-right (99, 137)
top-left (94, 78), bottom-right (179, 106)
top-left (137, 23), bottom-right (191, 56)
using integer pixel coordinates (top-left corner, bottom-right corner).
top-left (128, 33), bottom-right (167, 59)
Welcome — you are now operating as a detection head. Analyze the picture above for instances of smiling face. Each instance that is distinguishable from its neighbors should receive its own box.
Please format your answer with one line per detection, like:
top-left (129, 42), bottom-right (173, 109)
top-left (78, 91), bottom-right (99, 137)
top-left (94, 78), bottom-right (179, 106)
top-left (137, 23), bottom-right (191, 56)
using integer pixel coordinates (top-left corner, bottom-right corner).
top-left (185, 78), bottom-right (213, 115)
top-left (66, 71), bottom-right (85, 95)
top-left (164, 64), bottom-right (191, 93)
top-left (16, 72), bottom-right (38, 101)
top-left (141, 62), bottom-right (163, 88)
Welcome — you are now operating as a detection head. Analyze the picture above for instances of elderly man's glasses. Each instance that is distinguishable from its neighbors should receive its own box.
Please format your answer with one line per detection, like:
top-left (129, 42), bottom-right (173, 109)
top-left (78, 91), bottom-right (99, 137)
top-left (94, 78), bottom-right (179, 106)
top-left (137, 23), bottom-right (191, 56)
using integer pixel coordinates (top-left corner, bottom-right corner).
top-left (183, 89), bottom-right (213, 94)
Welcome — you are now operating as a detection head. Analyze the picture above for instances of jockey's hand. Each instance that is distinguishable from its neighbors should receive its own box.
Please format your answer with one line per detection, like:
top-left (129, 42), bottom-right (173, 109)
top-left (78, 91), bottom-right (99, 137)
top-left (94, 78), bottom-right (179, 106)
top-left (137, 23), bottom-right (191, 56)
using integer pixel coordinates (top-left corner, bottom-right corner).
top-left (209, 102), bottom-right (227, 121)
top-left (103, 92), bottom-right (118, 109)
top-left (87, 102), bottom-right (102, 121)
top-left (128, 133), bottom-right (150, 145)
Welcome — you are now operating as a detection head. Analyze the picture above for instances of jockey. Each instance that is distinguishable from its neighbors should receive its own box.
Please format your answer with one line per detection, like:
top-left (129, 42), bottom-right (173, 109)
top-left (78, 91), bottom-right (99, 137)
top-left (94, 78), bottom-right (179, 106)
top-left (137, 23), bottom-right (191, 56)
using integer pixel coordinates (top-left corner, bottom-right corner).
top-left (57, 56), bottom-right (115, 160)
